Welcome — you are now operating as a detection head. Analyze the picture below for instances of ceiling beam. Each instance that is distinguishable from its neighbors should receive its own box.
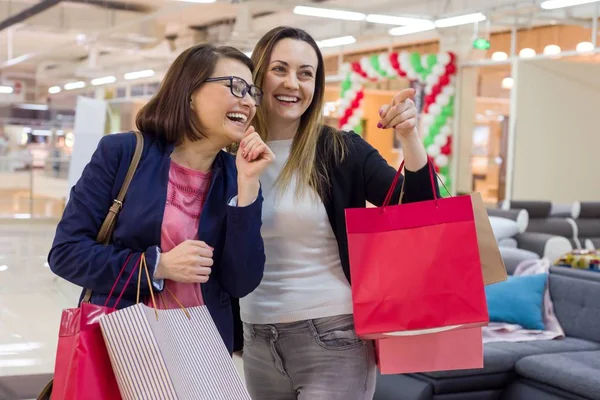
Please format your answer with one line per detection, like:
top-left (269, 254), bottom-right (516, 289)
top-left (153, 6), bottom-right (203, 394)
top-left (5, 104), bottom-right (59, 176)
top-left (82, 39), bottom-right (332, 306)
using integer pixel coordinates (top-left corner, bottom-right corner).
top-left (0, 0), bottom-right (63, 32)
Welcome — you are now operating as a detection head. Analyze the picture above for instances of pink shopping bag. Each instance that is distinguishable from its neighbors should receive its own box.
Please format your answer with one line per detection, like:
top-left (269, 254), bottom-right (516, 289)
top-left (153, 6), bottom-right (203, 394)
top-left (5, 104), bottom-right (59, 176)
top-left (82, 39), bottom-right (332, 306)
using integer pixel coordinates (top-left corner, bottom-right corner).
top-left (375, 327), bottom-right (483, 374)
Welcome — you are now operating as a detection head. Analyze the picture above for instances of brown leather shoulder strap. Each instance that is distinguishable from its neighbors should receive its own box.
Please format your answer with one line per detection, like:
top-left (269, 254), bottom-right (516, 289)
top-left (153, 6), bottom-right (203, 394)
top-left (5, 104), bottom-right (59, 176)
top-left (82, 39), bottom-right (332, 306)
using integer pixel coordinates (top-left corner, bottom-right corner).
top-left (96, 131), bottom-right (144, 245)
top-left (82, 131), bottom-right (144, 303)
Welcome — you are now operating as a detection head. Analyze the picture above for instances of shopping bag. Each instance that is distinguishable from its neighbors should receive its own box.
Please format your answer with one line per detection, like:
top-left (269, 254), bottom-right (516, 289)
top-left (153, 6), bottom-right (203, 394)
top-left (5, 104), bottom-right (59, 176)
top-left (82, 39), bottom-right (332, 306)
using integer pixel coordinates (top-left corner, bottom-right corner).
top-left (345, 160), bottom-right (488, 339)
top-left (100, 255), bottom-right (250, 400)
top-left (471, 193), bottom-right (508, 285)
top-left (50, 254), bottom-right (141, 400)
top-left (375, 327), bottom-right (483, 374)
top-left (51, 303), bottom-right (120, 400)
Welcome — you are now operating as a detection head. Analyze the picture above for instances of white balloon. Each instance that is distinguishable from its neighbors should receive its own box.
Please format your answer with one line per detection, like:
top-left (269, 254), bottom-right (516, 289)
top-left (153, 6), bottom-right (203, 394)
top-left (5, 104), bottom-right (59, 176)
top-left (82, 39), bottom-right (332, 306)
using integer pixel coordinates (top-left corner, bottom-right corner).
top-left (432, 64), bottom-right (445, 76)
top-left (436, 154), bottom-right (449, 167)
top-left (428, 104), bottom-right (441, 116)
top-left (437, 93), bottom-right (450, 106)
top-left (443, 85), bottom-right (455, 96)
top-left (349, 116), bottom-right (361, 127)
top-left (339, 63), bottom-right (351, 76)
top-left (341, 98), bottom-right (351, 108)
top-left (438, 52), bottom-right (451, 66)
top-left (346, 89), bottom-right (356, 100)
top-left (441, 126), bottom-right (452, 137)
top-left (425, 85), bottom-right (433, 95)
top-left (427, 144), bottom-right (441, 157)
top-left (421, 113), bottom-right (435, 125)
top-left (426, 74), bottom-right (439, 86)
top-left (434, 134), bottom-right (448, 147)
top-left (399, 51), bottom-right (410, 68)
top-left (350, 72), bottom-right (362, 83)
top-left (406, 69), bottom-right (419, 81)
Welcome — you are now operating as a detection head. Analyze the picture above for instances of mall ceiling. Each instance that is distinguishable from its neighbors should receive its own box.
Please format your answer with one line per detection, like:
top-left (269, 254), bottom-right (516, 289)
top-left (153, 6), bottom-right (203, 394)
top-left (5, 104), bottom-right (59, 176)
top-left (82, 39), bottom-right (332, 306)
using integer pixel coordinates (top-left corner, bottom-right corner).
top-left (0, 0), bottom-right (598, 89)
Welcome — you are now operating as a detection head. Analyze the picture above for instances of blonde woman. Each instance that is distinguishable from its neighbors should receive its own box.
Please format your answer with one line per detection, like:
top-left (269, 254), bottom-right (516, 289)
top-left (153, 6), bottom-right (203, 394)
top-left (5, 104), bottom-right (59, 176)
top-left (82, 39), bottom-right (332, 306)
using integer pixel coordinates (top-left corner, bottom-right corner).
top-left (236, 26), bottom-right (439, 399)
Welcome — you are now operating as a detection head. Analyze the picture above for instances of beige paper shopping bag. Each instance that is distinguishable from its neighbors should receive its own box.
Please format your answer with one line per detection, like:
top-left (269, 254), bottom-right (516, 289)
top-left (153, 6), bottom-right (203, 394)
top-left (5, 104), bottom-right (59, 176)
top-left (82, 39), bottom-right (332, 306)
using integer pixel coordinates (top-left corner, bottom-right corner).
top-left (471, 192), bottom-right (508, 285)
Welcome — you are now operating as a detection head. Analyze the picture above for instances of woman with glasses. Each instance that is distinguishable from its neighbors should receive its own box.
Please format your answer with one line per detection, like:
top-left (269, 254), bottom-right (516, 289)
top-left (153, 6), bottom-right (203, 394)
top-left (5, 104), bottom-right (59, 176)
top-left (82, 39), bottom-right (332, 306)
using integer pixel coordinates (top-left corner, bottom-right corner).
top-left (48, 44), bottom-right (274, 353)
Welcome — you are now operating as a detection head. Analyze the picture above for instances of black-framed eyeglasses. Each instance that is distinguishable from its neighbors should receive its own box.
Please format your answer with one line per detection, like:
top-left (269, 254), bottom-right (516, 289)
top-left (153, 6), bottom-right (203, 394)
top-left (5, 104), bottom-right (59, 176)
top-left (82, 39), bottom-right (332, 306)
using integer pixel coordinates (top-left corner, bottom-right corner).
top-left (204, 76), bottom-right (263, 105)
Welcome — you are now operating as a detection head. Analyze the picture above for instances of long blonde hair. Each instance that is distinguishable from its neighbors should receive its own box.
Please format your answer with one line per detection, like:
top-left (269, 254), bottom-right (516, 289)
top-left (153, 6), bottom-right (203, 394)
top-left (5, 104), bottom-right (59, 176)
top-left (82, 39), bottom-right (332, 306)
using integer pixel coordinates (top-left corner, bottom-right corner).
top-left (251, 26), bottom-right (346, 198)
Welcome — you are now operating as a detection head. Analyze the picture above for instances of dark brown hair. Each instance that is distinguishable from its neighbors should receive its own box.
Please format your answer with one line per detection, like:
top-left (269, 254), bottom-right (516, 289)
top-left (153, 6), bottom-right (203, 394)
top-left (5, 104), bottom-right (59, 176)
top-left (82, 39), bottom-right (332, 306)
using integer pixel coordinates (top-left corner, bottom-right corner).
top-left (136, 44), bottom-right (253, 144)
top-left (251, 26), bottom-right (345, 198)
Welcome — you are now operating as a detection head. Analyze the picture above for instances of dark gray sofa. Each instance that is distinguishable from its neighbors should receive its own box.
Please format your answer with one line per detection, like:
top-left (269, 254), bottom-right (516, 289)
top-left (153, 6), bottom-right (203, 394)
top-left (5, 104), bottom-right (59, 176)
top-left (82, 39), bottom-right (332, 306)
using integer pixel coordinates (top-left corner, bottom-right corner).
top-left (373, 267), bottom-right (600, 400)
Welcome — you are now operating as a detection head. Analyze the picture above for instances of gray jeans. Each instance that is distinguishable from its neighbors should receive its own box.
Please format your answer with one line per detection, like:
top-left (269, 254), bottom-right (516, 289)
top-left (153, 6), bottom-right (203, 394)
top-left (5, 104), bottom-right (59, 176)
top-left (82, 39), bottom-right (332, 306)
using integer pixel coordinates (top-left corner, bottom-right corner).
top-left (242, 314), bottom-right (376, 400)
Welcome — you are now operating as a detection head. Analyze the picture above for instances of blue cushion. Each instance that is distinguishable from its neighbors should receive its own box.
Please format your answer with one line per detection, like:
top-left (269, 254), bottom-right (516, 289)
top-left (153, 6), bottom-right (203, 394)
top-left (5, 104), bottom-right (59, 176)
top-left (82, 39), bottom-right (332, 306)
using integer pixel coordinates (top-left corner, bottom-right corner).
top-left (485, 273), bottom-right (547, 330)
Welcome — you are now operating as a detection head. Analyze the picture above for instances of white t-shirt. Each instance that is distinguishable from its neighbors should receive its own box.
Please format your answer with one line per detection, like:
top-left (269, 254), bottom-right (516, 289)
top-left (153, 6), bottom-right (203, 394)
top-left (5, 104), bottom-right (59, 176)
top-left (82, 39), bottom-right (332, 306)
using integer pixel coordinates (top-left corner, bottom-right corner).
top-left (239, 139), bottom-right (353, 324)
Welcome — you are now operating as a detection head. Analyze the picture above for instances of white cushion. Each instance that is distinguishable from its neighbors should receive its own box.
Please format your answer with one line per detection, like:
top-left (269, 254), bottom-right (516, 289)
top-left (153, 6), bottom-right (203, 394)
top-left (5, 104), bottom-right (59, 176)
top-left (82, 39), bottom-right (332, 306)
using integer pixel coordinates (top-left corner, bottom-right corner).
top-left (515, 209), bottom-right (529, 233)
top-left (543, 237), bottom-right (573, 263)
top-left (489, 216), bottom-right (519, 240)
top-left (498, 238), bottom-right (518, 248)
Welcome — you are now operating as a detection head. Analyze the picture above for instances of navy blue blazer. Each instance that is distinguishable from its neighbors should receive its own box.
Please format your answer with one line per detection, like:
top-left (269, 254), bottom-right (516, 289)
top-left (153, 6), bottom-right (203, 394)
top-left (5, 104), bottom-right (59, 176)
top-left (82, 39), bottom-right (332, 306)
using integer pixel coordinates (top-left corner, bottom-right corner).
top-left (48, 132), bottom-right (265, 353)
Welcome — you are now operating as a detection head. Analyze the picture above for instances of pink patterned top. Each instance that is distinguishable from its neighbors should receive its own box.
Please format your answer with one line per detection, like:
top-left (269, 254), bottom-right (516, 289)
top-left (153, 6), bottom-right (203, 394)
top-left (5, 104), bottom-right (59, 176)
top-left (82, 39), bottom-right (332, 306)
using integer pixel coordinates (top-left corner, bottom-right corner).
top-left (151, 161), bottom-right (211, 309)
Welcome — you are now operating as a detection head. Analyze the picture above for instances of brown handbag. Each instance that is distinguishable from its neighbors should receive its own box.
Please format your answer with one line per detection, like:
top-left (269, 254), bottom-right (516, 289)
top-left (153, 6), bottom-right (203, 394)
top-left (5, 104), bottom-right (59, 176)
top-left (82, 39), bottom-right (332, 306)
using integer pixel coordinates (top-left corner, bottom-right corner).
top-left (37, 131), bottom-right (144, 400)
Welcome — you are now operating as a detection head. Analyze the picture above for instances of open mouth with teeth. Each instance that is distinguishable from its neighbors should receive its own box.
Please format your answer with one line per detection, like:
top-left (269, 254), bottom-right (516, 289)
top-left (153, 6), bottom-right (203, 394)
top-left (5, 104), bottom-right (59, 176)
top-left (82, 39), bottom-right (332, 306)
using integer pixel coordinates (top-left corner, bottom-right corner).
top-left (275, 95), bottom-right (300, 104)
top-left (226, 112), bottom-right (248, 125)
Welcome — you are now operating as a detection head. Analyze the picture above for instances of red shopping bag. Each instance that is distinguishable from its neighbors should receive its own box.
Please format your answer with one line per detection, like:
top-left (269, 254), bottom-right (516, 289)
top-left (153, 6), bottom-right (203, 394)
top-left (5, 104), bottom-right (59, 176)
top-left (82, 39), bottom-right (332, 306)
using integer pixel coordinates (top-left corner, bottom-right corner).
top-left (51, 303), bottom-right (119, 400)
top-left (345, 161), bottom-right (488, 339)
top-left (51, 254), bottom-right (140, 400)
top-left (375, 327), bottom-right (483, 374)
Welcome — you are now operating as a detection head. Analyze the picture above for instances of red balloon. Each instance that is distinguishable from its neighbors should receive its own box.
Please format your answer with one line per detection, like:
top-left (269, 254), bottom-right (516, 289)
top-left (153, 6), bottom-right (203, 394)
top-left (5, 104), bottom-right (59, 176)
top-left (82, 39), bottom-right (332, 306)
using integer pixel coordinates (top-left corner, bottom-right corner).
top-left (352, 62), bottom-right (362, 73)
top-left (446, 63), bottom-right (457, 75)
top-left (449, 52), bottom-right (456, 63)
top-left (389, 52), bottom-right (399, 65)
top-left (423, 104), bottom-right (430, 114)
top-left (357, 91), bottom-right (364, 100)
top-left (441, 144), bottom-right (451, 155)
top-left (344, 108), bottom-right (353, 118)
top-left (339, 115), bottom-right (349, 127)
top-left (425, 95), bottom-right (434, 104)
top-left (432, 84), bottom-right (442, 96)
top-left (434, 164), bottom-right (440, 173)
top-left (351, 100), bottom-right (359, 109)
top-left (440, 75), bottom-right (450, 86)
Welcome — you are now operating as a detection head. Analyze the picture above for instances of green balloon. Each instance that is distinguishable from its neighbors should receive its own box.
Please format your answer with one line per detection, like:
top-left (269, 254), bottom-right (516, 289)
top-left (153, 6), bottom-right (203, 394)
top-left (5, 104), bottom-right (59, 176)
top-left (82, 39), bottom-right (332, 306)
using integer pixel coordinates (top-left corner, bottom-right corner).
top-left (435, 114), bottom-right (446, 127)
top-left (449, 95), bottom-right (455, 106)
top-left (423, 135), bottom-right (434, 147)
top-left (370, 55), bottom-right (387, 77)
top-left (429, 125), bottom-right (441, 137)
top-left (410, 52), bottom-right (424, 73)
top-left (440, 165), bottom-right (449, 176)
top-left (442, 105), bottom-right (453, 117)
top-left (427, 54), bottom-right (438, 69)
top-left (354, 123), bottom-right (363, 135)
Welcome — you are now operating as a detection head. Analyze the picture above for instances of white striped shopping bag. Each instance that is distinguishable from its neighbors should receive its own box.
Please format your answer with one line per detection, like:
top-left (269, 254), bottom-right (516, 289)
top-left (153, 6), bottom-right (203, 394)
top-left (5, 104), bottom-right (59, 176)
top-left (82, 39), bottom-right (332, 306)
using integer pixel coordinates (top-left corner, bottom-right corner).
top-left (99, 303), bottom-right (250, 400)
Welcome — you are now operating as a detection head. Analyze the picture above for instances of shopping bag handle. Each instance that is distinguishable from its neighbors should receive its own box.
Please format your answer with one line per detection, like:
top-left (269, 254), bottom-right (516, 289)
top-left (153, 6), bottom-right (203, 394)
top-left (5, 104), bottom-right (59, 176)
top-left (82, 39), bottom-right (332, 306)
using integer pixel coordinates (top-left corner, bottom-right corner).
top-left (382, 157), bottom-right (438, 208)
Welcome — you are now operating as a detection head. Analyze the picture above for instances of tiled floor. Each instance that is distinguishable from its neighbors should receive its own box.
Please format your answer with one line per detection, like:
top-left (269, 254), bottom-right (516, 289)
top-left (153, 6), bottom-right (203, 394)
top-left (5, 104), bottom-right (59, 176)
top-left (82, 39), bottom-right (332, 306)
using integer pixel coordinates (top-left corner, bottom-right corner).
top-left (0, 221), bottom-right (245, 399)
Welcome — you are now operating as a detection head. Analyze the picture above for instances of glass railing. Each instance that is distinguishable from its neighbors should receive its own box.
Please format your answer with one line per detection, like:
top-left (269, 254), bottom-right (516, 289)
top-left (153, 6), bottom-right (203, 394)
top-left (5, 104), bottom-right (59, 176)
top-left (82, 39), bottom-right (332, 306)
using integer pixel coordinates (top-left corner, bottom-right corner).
top-left (0, 154), bottom-right (71, 219)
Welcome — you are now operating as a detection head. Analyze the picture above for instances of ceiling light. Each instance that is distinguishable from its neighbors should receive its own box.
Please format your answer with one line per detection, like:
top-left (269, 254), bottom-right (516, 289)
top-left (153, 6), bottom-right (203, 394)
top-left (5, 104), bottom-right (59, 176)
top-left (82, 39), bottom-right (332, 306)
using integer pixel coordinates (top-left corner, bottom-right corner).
top-left (0, 265), bottom-right (7, 272)
top-left (519, 48), bottom-right (536, 58)
top-left (91, 76), bottom-right (117, 86)
top-left (366, 14), bottom-right (431, 26)
top-left (64, 81), bottom-right (86, 90)
top-left (544, 44), bottom-right (561, 55)
top-left (541, 0), bottom-right (600, 10)
top-left (491, 51), bottom-right (508, 61)
top-left (435, 13), bottom-right (486, 28)
top-left (317, 36), bottom-right (356, 48)
top-left (0, 359), bottom-right (36, 368)
top-left (124, 69), bottom-right (155, 80)
top-left (502, 77), bottom-right (514, 89)
top-left (293, 6), bottom-right (365, 21)
top-left (0, 86), bottom-right (13, 94)
top-left (48, 86), bottom-right (61, 94)
top-left (576, 41), bottom-right (595, 52)
top-left (389, 23), bottom-right (435, 36)
top-left (17, 104), bottom-right (48, 111)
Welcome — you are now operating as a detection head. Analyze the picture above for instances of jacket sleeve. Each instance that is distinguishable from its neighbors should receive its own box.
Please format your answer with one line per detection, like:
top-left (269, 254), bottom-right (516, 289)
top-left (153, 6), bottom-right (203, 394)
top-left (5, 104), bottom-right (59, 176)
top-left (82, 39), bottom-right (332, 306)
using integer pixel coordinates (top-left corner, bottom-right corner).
top-left (48, 134), bottom-right (159, 303)
top-left (219, 193), bottom-right (265, 298)
top-left (352, 133), bottom-right (440, 206)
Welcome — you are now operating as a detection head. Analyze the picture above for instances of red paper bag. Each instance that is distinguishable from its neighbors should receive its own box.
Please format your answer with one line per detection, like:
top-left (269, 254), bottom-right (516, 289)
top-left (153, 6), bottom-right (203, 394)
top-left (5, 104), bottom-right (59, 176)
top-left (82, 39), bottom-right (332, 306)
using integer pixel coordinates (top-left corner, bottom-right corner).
top-left (51, 302), bottom-right (120, 400)
top-left (375, 327), bottom-right (483, 374)
top-left (345, 161), bottom-right (488, 338)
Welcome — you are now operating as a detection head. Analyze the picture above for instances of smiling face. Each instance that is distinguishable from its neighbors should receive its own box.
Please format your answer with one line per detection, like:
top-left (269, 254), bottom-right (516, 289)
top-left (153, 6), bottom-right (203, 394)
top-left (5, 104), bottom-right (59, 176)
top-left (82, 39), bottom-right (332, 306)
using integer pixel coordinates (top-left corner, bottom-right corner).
top-left (261, 38), bottom-right (319, 128)
top-left (190, 57), bottom-right (257, 146)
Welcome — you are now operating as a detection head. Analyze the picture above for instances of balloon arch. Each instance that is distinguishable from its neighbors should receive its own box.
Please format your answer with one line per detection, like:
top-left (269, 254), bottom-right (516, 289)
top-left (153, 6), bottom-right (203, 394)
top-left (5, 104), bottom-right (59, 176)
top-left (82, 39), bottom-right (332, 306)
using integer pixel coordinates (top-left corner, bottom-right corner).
top-left (336, 51), bottom-right (458, 189)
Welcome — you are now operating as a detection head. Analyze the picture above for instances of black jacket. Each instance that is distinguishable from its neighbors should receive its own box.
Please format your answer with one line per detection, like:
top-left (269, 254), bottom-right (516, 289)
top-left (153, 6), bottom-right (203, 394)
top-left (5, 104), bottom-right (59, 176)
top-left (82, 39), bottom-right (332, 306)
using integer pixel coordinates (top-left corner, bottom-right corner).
top-left (232, 128), bottom-right (439, 350)
top-left (317, 129), bottom-right (439, 283)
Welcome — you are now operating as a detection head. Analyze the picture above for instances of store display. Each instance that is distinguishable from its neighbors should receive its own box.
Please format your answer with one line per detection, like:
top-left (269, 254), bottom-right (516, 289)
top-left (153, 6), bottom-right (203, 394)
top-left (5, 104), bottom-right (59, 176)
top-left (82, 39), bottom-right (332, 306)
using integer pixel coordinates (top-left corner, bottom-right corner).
top-left (337, 51), bottom-right (458, 193)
